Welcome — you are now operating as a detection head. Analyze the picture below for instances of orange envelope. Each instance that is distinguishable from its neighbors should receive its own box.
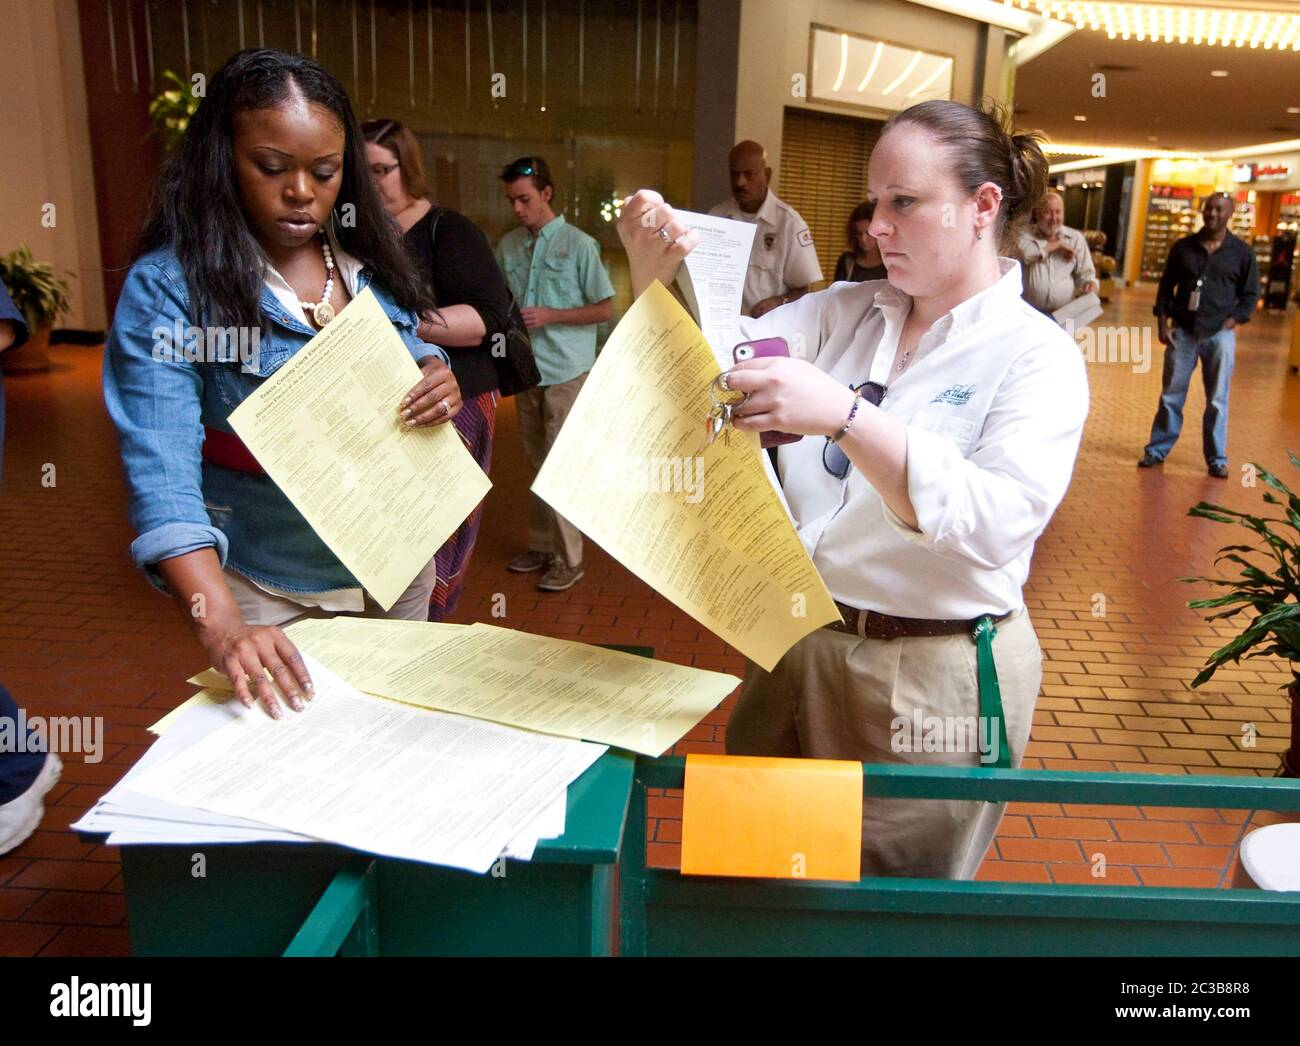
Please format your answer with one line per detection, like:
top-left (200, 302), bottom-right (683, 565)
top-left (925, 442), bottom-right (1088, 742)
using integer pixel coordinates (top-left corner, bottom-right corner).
top-left (680, 754), bottom-right (862, 882)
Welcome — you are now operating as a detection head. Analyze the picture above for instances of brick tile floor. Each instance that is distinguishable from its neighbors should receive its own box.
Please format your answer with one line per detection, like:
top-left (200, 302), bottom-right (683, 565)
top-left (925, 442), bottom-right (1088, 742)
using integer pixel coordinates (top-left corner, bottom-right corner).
top-left (2, 283), bottom-right (1298, 954)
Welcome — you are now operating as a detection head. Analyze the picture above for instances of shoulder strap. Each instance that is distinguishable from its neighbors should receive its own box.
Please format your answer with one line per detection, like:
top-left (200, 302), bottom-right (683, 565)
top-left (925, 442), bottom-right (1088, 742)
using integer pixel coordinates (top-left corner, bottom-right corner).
top-left (426, 204), bottom-right (446, 251)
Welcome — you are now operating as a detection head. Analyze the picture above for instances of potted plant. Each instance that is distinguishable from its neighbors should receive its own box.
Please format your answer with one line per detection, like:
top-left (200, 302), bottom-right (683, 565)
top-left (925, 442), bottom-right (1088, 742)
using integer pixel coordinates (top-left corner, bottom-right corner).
top-left (0, 244), bottom-right (73, 373)
top-left (1183, 456), bottom-right (1300, 777)
top-left (148, 70), bottom-right (202, 156)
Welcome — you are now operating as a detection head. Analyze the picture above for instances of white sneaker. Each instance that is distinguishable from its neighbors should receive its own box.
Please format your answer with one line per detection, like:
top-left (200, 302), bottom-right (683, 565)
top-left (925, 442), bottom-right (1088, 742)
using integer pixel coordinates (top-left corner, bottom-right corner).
top-left (0, 752), bottom-right (63, 856)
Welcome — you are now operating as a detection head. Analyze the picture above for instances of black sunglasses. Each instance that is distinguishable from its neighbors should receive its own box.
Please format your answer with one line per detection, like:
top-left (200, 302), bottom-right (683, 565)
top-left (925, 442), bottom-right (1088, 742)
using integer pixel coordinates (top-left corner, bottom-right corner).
top-left (822, 380), bottom-right (885, 479)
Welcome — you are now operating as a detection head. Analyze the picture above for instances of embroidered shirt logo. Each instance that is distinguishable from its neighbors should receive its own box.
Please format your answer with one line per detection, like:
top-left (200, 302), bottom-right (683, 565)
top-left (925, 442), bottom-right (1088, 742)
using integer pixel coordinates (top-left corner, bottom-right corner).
top-left (930, 384), bottom-right (976, 406)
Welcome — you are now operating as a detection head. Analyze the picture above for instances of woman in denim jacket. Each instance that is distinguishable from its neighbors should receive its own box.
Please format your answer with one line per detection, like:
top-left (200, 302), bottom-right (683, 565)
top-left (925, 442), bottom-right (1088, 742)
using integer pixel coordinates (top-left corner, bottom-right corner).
top-left (104, 49), bottom-right (462, 719)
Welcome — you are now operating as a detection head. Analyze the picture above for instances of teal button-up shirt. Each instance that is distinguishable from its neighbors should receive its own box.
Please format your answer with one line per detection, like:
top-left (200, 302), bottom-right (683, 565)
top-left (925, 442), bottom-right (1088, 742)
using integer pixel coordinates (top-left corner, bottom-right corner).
top-left (496, 214), bottom-right (615, 387)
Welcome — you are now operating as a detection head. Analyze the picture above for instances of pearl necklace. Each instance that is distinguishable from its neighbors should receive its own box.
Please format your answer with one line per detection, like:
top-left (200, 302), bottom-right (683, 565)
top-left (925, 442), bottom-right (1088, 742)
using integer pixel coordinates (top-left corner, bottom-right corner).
top-left (298, 231), bottom-right (336, 326)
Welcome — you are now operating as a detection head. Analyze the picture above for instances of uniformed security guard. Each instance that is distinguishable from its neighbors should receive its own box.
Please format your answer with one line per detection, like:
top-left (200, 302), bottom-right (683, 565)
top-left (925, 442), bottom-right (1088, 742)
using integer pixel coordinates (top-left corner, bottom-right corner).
top-left (709, 140), bottom-right (824, 318)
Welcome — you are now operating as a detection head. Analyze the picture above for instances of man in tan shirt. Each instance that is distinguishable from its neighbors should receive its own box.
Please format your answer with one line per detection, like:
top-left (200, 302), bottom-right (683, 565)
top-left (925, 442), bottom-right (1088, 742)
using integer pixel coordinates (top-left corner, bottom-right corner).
top-left (1017, 191), bottom-right (1098, 314)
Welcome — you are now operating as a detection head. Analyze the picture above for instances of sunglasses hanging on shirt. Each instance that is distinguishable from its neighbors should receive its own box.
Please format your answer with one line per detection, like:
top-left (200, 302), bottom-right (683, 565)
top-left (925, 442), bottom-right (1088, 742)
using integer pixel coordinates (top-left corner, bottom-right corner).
top-left (823, 380), bottom-right (885, 479)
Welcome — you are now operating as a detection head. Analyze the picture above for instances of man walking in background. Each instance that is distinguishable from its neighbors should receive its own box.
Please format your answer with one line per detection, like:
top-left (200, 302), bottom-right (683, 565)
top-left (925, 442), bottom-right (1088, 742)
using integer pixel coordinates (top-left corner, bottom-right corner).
top-left (497, 156), bottom-right (614, 592)
top-left (1138, 191), bottom-right (1259, 479)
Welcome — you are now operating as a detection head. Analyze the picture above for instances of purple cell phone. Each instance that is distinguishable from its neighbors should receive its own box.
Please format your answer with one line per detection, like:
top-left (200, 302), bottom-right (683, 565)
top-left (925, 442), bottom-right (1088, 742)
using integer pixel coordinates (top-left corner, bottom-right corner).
top-left (733, 337), bottom-right (801, 448)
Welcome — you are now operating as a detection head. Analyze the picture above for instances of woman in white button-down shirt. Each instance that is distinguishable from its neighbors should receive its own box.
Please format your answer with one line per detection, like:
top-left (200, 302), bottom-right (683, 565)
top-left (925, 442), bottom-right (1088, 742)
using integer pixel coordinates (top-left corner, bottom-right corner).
top-left (619, 100), bottom-right (1089, 879)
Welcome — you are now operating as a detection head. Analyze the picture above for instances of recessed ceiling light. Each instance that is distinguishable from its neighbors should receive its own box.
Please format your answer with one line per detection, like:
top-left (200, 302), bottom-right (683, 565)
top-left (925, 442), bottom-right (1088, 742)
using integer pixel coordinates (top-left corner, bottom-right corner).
top-left (1288, 106), bottom-right (1300, 114)
top-left (1147, 135), bottom-right (1159, 141)
top-left (1074, 114), bottom-right (1088, 121)
top-left (1211, 69), bottom-right (1230, 76)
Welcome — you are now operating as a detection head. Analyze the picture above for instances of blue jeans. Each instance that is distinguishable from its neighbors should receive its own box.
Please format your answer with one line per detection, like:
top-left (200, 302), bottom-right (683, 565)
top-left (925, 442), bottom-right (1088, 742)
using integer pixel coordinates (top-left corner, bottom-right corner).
top-left (0, 683), bottom-right (49, 803)
top-left (1145, 326), bottom-right (1235, 467)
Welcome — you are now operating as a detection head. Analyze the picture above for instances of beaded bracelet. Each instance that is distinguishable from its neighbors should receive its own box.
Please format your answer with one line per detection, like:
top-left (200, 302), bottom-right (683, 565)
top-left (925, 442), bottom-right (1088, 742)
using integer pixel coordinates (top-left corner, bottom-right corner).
top-left (830, 390), bottom-right (863, 444)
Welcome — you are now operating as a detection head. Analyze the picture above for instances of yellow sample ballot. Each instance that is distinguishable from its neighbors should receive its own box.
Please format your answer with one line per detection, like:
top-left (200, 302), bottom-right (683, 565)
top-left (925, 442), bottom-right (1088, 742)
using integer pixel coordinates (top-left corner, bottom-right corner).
top-left (532, 280), bottom-right (838, 670)
top-left (228, 288), bottom-right (490, 610)
top-left (188, 618), bottom-right (739, 756)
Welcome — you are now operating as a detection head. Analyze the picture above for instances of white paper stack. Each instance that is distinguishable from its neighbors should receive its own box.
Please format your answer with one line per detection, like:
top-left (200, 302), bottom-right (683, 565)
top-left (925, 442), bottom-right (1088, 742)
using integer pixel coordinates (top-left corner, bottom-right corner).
top-left (73, 656), bottom-right (603, 874)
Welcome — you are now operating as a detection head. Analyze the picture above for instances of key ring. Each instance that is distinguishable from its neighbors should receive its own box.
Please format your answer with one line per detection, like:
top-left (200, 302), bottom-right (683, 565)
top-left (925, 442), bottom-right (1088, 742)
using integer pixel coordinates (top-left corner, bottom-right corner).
top-left (709, 371), bottom-right (749, 411)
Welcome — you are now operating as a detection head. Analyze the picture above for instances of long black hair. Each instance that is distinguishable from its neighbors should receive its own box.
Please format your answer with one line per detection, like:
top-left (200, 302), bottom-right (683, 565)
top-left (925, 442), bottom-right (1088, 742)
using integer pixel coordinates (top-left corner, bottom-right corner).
top-left (136, 48), bottom-right (432, 330)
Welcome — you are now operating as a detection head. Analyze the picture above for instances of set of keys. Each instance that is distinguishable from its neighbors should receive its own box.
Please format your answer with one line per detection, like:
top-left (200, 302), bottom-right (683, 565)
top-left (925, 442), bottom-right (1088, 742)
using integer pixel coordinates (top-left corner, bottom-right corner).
top-left (697, 372), bottom-right (749, 454)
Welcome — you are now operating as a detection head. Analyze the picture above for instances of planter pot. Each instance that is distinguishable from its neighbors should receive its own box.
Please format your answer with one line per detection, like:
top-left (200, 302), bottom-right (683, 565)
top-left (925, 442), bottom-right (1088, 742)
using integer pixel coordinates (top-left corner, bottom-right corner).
top-left (1286, 681), bottom-right (1300, 778)
top-left (0, 322), bottom-right (51, 373)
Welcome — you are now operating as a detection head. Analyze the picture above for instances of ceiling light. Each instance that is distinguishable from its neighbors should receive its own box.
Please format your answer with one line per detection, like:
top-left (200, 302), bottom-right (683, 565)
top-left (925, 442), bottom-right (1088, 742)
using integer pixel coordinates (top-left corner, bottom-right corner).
top-left (881, 50), bottom-right (923, 95)
top-left (1211, 69), bottom-right (1230, 76)
top-left (1074, 114), bottom-right (1088, 121)
top-left (1041, 142), bottom-right (1201, 160)
top-left (1019, 2), bottom-right (1300, 50)
top-left (832, 34), bottom-right (848, 92)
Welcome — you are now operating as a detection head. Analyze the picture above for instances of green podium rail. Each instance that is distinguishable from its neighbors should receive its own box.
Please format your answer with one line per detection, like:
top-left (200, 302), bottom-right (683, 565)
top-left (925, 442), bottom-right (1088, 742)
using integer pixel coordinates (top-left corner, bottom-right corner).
top-left (619, 758), bottom-right (1300, 957)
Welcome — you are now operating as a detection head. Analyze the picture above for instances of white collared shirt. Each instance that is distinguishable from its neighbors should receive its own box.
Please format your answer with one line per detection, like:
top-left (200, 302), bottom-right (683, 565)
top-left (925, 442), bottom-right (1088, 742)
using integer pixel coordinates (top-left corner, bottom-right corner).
top-left (709, 191), bottom-right (824, 314)
top-left (736, 260), bottom-right (1089, 619)
top-left (1017, 224), bottom-right (1097, 313)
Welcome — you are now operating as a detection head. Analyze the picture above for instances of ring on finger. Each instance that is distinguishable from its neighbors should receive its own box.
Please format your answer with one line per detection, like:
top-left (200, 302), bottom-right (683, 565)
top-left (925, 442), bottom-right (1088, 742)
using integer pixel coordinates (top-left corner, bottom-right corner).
top-left (656, 225), bottom-right (673, 244)
top-left (709, 373), bottom-right (749, 409)
top-left (439, 399), bottom-right (450, 416)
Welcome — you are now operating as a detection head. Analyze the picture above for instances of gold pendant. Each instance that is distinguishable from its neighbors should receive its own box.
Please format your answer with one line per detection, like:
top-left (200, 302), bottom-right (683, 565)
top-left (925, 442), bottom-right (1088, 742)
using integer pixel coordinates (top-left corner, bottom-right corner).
top-left (313, 301), bottom-right (335, 325)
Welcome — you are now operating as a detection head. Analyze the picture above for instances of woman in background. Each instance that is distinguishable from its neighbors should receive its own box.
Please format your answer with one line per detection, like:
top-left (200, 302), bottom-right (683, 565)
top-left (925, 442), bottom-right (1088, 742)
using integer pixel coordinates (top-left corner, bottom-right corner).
top-left (364, 118), bottom-right (512, 620)
top-left (832, 200), bottom-right (888, 283)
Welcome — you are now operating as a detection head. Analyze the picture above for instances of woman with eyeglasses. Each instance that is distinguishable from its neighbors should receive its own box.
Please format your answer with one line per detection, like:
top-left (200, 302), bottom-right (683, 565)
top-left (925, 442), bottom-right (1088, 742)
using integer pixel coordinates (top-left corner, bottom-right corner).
top-left (618, 99), bottom-right (1089, 879)
top-left (103, 50), bottom-right (462, 719)
top-left (363, 119), bottom-right (514, 620)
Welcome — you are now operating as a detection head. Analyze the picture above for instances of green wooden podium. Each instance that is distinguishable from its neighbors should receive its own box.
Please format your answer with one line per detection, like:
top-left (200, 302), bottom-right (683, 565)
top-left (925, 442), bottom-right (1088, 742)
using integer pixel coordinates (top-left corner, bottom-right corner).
top-left (112, 747), bottom-right (634, 956)
top-left (100, 643), bottom-right (653, 956)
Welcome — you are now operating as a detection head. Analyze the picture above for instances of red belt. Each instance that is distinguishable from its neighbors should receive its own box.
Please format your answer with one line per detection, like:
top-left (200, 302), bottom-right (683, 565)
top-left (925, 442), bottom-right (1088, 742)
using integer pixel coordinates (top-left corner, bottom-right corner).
top-left (202, 427), bottom-right (265, 475)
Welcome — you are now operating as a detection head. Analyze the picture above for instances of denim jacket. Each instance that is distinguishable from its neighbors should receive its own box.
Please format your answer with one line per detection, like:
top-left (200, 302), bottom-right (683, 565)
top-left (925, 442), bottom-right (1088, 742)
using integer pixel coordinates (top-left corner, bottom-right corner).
top-left (102, 246), bottom-right (449, 595)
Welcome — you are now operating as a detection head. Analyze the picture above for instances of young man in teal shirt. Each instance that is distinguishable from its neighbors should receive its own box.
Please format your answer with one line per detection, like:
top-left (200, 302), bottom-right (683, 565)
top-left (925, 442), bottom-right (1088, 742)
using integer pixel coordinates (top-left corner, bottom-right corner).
top-left (497, 156), bottom-right (614, 592)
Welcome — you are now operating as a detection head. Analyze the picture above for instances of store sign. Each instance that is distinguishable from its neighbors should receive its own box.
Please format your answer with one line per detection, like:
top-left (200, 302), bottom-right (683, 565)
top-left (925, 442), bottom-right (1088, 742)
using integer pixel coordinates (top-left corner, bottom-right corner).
top-left (1064, 167), bottom-right (1107, 187)
top-left (1234, 162), bottom-right (1292, 183)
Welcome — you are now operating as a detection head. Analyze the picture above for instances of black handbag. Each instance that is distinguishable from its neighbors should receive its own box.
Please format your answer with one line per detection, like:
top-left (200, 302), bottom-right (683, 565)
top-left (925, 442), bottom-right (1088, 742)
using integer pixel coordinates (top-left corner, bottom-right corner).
top-left (494, 292), bottom-right (542, 397)
top-left (427, 206), bottom-right (540, 397)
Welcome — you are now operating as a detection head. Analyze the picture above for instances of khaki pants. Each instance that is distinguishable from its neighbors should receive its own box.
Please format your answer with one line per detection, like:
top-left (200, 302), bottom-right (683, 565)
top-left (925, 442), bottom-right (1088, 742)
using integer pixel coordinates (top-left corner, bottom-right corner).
top-left (726, 608), bottom-right (1043, 880)
top-left (224, 555), bottom-right (440, 627)
top-left (515, 373), bottom-right (587, 569)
